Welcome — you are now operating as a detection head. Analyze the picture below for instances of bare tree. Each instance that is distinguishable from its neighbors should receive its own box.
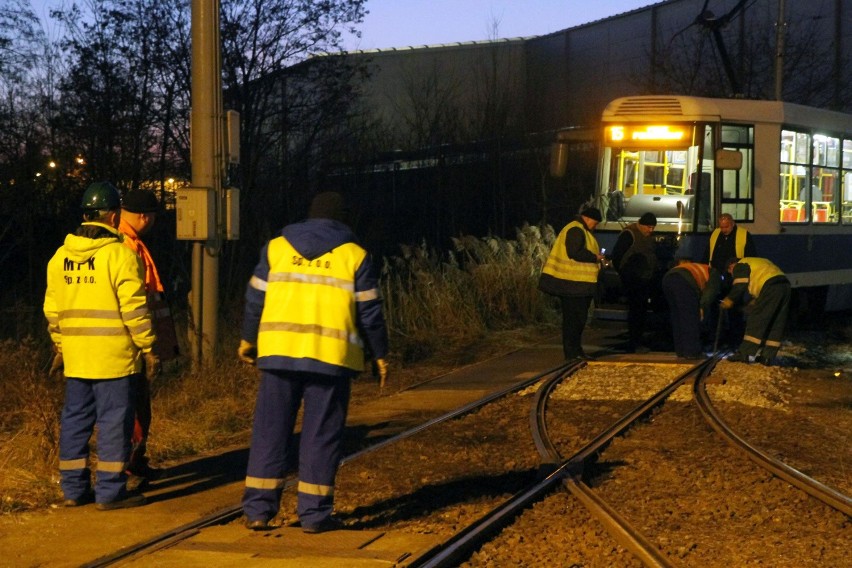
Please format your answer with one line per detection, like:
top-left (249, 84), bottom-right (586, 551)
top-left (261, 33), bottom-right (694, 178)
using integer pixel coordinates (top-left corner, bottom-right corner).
top-left (638, 1), bottom-right (851, 107)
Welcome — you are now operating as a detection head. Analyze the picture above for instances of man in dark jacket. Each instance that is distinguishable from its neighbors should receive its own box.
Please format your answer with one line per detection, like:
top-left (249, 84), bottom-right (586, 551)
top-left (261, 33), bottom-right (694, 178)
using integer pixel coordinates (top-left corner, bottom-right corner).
top-left (662, 260), bottom-right (720, 359)
top-left (238, 192), bottom-right (389, 532)
top-left (704, 212), bottom-right (757, 346)
top-left (611, 212), bottom-right (657, 352)
top-left (539, 208), bottom-right (604, 359)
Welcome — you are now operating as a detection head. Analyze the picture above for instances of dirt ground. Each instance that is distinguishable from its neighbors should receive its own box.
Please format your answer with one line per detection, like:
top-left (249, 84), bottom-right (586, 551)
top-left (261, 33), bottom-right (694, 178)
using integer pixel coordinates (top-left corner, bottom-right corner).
top-left (0, 322), bottom-right (849, 566)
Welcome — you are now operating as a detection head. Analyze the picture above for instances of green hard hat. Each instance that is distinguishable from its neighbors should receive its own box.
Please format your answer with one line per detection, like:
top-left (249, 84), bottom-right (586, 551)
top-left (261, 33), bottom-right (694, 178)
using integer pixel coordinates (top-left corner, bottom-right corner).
top-left (81, 182), bottom-right (121, 211)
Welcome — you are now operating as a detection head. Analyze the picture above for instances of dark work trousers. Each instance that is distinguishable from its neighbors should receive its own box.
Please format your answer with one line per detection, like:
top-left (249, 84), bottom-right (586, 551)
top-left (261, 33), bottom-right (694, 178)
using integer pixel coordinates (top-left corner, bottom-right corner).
top-left (622, 276), bottom-right (651, 350)
top-left (128, 373), bottom-right (151, 473)
top-left (559, 295), bottom-right (593, 359)
top-left (726, 307), bottom-right (747, 347)
top-left (716, 276), bottom-right (745, 348)
top-left (59, 376), bottom-right (134, 504)
top-left (662, 272), bottom-right (702, 358)
top-left (242, 370), bottom-right (351, 528)
top-left (740, 279), bottom-right (791, 360)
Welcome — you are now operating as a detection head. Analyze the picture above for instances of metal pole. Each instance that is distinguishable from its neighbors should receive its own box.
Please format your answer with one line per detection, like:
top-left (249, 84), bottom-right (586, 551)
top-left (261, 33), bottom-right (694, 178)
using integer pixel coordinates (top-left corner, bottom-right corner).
top-left (191, 0), bottom-right (223, 366)
top-left (713, 307), bottom-right (725, 354)
top-left (190, 242), bottom-right (203, 363)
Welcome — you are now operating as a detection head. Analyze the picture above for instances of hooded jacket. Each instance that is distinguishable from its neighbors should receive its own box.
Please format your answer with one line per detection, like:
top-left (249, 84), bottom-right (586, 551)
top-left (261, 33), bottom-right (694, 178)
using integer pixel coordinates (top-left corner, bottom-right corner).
top-left (44, 222), bottom-right (155, 378)
top-left (242, 218), bottom-right (388, 377)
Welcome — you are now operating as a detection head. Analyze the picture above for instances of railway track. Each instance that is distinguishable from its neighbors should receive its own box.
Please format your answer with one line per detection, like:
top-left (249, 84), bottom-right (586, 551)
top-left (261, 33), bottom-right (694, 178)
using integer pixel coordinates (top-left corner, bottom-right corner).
top-left (16, 348), bottom-right (852, 567)
top-left (81, 359), bottom-right (581, 567)
top-left (407, 356), bottom-right (716, 567)
top-left (414, 355), bottom-right (850, 567)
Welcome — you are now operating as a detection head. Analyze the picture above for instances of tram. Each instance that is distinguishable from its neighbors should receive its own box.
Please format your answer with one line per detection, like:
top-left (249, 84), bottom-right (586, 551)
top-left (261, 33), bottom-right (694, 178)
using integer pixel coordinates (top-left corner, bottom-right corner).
top-left (590, 95), bottom-right (852, 312)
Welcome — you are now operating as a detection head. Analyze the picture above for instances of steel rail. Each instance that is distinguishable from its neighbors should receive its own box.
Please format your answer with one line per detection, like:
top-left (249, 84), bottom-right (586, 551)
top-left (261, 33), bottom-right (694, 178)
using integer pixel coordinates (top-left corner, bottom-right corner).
top-left (528, 359), bottom-right (577, 462)
top-left (562, 478), bottom-right (674, 568)
top-left (407, 458), bottom-right (583, 568)
top-left (531, 361), bottom-right (685, 568)
top-left (82, 359), bottom-right (579, 567)
top-left (694, 371), bottom-right (852, 517)
top-left (410, 356), bottom-right (717, 567)
top-left (562, 355), bottom-right (719, 473)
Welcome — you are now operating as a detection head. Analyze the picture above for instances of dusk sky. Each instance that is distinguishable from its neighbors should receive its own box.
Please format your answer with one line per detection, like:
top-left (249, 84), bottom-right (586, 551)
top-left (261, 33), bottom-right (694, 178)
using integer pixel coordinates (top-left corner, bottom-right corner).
top-left (27, 0), bottom-right (659, 52)
top-left (344, 1), bottom-right (657, 51)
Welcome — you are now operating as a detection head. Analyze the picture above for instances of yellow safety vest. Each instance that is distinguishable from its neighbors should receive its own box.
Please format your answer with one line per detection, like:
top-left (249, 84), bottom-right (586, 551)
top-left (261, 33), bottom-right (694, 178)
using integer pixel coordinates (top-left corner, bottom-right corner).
top-left (44, 223), bottom-right (155, 379)
top-left (733, 257), bottom-right (784, 297)
top-left (541, 221), bottom-right (600, 283)
top-left (709, 226), bottom-right (749, 260)
top-left (257, 236), bottom-right (367, 371)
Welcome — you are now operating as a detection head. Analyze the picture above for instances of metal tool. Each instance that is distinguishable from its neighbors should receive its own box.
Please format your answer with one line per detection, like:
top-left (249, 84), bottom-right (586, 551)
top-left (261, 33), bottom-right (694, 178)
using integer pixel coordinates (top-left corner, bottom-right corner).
top-left (713, 305), bottom-right (725, 354)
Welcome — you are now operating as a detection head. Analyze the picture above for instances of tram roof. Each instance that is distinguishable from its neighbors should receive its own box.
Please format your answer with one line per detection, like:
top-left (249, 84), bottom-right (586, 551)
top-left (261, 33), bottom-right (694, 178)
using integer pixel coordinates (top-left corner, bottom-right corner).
top-left (602, 96), bottom-right (852, 132)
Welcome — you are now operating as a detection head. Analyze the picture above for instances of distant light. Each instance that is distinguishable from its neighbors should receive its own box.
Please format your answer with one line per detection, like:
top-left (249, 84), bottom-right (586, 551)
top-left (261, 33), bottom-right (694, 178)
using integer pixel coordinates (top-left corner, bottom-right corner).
top-left (35, 172), bottom-right (42, 177)
top-left (76, 156), bottom-right (85, 165)
top-left (834, 370), bottom-right (842, 377)
top-left (48, 161), bottom-right (57, 168)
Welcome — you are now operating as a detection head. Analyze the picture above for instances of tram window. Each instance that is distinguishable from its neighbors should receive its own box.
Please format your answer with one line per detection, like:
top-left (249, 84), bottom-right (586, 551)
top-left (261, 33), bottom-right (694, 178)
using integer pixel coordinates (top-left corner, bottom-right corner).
top-left (719, 125), bottom-right (753, 223)
top-left (843, 140), bottom-right (852, 225)
top-left (781, 129), bottom-right (810, 223)
top-left (812, 135), bottom-right (840, 224)
top-left (843, 139), bottom-right (852, 169)
top-left (782, 130), bottom-right (845, 224)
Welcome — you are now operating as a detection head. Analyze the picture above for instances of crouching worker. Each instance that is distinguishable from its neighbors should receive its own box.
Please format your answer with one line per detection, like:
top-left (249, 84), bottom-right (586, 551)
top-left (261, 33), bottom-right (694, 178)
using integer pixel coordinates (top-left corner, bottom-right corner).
top-left (238, 192), bottom-right (389, 532)
top-left (720, 257), bottom-right (791, 365)
top-left (661, 259), bottom-right (720, 359)
top-left (44, 182), bottom-right (158, 510)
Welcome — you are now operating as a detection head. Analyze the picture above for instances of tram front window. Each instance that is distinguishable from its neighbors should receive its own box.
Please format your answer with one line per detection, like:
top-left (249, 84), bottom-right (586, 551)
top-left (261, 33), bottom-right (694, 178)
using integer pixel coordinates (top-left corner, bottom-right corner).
top-left (598, 123), bottom-right (712, 232)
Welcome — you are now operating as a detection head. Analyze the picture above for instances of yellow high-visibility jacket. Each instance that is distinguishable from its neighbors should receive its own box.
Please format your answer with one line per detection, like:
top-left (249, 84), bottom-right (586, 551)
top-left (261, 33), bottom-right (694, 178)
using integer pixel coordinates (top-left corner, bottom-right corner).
top-left (539, 220), bottom-right (600, 297)
top-left (730, 257), bottom-right (786, 299)
top-left (44, 222), bottom-right (155, 379)
top-left (257, 237), bottom-right (368, 372)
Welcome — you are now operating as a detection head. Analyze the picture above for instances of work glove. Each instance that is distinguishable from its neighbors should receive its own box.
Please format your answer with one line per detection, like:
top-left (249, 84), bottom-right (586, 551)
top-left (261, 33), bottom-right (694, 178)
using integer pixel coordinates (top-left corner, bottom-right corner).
top-left (238, 340), bottom-right (257, 365)
top-left (719, 297), bottom-right (735, 310)
top-left (143, 350), bottom-right (162, 382)
top-left (373, 358), bottom-right (389, 389)
top-left (48, 349), bottom-right (64, 379)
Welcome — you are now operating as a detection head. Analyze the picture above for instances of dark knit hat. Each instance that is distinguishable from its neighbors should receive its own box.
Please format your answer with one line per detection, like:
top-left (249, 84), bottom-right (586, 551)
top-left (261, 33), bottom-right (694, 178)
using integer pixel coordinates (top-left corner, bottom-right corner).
top-left (638, 212), bottom-right (657, 226)
top-left (580, 207), bottom-right (603, 223)
top-left (308, 191), bottom-right (348, 223)
top-left (122, 189), bottom-right (159, 213)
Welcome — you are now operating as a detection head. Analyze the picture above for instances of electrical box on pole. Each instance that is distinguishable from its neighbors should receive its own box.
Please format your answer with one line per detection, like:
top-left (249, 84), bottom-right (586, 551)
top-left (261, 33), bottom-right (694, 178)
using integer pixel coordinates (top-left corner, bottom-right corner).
top-left (226, 110), bottom-right (241, 165)
top-left (176, 187), bottom-right (216, 240)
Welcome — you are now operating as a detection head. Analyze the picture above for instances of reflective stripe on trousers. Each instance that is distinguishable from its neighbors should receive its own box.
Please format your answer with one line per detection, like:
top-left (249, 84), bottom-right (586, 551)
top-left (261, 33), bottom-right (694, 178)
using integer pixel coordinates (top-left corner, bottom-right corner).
top-left (740, 280), bottom-right (791, 359)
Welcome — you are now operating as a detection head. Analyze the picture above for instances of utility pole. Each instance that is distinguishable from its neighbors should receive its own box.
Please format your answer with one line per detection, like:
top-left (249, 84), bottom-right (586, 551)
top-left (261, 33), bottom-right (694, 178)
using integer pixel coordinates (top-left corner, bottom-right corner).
top-left (189, 0), bottom-right (224, 366)
top-left (775, 0), bottom-right (786, 101)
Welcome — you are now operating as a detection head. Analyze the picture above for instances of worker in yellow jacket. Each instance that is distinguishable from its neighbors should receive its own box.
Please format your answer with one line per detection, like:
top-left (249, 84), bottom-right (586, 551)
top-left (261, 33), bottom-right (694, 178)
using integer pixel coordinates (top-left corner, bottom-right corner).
top-left (721, 257), bottom-right (790, 365)
top-left (44, 182), bottom-right (159, 510)
top-left (539, 207), bottom-right (605, 359)
top-left (238, 192), bottom-right (389, 532)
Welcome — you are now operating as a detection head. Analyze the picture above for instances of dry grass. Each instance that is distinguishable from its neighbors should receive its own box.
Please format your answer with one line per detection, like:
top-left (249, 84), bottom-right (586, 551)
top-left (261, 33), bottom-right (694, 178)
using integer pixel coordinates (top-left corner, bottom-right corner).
top-left (0, 339), bottom-right (65, 512)
top-left (384, 224), bottom-right (558, 362)
top-left (0, 228), bottom-right (560, 511)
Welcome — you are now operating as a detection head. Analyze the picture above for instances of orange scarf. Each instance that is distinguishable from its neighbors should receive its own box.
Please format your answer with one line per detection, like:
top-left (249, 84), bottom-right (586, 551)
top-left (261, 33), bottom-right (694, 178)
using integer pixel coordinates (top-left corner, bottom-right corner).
top-left (119, 218), bottom-right (164, 293)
